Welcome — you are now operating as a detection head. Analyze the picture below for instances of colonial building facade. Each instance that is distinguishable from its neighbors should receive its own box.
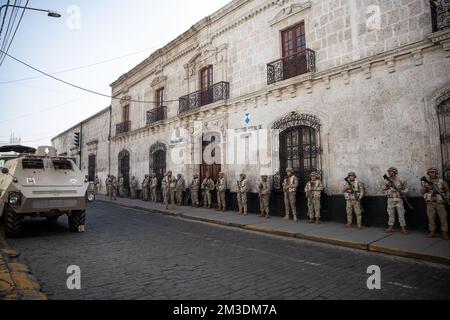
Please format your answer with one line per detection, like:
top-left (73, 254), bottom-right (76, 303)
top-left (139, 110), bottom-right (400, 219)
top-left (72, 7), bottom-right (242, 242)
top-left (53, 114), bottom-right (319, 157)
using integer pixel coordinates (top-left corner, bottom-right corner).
top-left (52, 0), bottom-right (450, 229)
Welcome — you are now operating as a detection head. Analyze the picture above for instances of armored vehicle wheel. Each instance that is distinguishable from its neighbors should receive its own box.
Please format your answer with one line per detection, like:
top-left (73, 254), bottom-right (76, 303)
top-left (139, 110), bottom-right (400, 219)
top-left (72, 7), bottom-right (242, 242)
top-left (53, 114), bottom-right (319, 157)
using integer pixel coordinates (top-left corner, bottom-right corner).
top-left (68, 210), bottom-right (86, 232)
top-left (4, 206), bottom-right (22, 238)
top-left (46, 216), bottom-right (59, 223)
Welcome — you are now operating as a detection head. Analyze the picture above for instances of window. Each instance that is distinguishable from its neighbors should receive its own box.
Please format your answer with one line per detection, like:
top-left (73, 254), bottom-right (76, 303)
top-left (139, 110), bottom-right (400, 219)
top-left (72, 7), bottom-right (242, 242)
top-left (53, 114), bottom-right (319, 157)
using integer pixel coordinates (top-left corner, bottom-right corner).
top-left (22, 158), bottom-right (44, 170)
top-left (123, 105), bottom-right (130, 122)
top-left (281, 22), bottom-right (306, 57)
top-left (200, 65), bottom-right (213, 91)
top-left (53, 159), bottom-right (73, 171)
top-left (156, 88), bottom-right (165, 107)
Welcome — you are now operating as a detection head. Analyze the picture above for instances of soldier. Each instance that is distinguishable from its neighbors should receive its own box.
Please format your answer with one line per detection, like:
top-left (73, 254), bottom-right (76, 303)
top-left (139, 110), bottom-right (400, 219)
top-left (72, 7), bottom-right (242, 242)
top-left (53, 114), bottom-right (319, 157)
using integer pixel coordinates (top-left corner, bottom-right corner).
top-left (237, 173), bottom-right (248, 215)
top-left (421, 168), bottom-right (449, 240)
top-left (343, 172), bottom-right (365, 229)
top-left (216, 172), bottom-right (227, 212)
top-left (150, 173), bottom-right (158, 202)
top-left (201, 173), bottom-right (215, 209)
top-left (118, 175), bottom-right (124, 198)
top-left (162, 171), bottom-right (176, 210)
top-left (383, 167), bottom-right (409, 235)
top-left (130, 176), bottom-right (138, 199)
top-left (142, 174), bottom-right (150, 201)
top-left (176, 174), bottom-right (186, 206)
top-left (190, 174), bottom-right (200, 207)
top-left (105, 174), bottom-right (112, 197)
top-left (305, 172), bottom-right (324, 224)
top-left (110, 175), bottom-right (118, 201)
top-left (282, 168), bottom-right (298, 222)
top-left (258, 175), bottom-right (271, 218)
top-left (94, 175), bottom-right (100, 194)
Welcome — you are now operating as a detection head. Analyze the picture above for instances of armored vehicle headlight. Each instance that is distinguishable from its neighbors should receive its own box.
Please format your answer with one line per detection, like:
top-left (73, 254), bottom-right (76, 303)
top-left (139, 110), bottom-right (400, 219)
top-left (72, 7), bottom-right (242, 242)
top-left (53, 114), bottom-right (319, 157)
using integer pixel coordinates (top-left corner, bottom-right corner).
top-left (8, 192), bottom-right (21, 205)
top-left (87, 192), bottom-right (95, 202)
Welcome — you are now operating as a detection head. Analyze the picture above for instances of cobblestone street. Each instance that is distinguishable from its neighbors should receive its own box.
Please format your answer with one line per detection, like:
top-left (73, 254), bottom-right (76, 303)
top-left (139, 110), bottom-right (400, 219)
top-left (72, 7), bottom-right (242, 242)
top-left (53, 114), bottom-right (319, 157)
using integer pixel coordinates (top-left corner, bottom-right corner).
top-left (4, 202), bottom-right (450, 300)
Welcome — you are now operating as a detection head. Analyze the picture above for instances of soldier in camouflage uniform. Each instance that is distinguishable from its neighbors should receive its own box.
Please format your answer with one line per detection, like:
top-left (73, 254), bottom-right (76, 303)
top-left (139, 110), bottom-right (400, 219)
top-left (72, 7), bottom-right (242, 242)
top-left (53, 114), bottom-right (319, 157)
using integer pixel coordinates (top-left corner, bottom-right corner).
top-left (110, 175), bottom-right (118, 201)
top-left (237, 173), bottom-right (248, 215)
top-left (383, 167), bottom-right (409, 235)
top-left (176, 174), bottom-right (186, 206)
top-left (305, 172), bottom-right (324, 224)
top-left (343, 172), bottom-right (365, 229)
top-left (216, 172), bottom-right (227, 212)
top-left (283, 168), bottom-right (298, 222)
top-left (150, 173), bottom-right (158, 202)
top-left (130, 176), bottom-right (138, 199)
top-left (201, 173), bottom-right (215, 209)
top-left (162, 171), bottom-right (176, 210)
top-left (258, 175), bottom-right (271, 218)
top-left (105, 175), bottom-right (112, 197)
top-left (190, 174), bottom-right (200, 207)
top-left (421, 168), bottom-right (449, 240)
top-left (118, 175), bottom-right (124, 198)
top-left (142, 174), bottom-right (150, 201)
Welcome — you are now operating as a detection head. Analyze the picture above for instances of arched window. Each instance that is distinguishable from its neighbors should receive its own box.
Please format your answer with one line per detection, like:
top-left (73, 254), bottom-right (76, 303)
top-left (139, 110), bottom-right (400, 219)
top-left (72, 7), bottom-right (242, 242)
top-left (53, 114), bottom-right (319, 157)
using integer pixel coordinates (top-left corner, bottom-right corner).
top-left (438, 98), bottom-right (450, 182)
top-left (149, 142), bottom-right (167, 182)
top-left (118, 150), bottom-right (130, 195)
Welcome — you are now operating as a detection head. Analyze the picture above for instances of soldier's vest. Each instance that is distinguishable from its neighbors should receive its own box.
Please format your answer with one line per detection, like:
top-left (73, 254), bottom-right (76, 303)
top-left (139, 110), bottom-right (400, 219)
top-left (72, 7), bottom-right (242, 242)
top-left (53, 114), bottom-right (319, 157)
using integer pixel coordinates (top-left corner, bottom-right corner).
top-left (306, 181), bottom-right (322, 198)
top-left (344, 180), bottom-right (362, 201)
top-left (424, 178), bottom-right (446, 203)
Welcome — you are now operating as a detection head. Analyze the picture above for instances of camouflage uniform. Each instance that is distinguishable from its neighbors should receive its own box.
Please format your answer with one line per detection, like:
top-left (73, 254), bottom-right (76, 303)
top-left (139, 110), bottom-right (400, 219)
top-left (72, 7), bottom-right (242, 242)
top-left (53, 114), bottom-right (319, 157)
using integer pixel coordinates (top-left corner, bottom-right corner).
top-left (105, 175), bottom-right (112, 197)
top-left (150, 174), bottom-right (158, 202)
top-left (421, 168), bottom-right (449, 240)
top-left (216, 172), bottom-right (227, 212)
top-left (162, 172), bottom-right (176, 210)
top-left (118, 176), bottom-right (124, 198)
top-left (283, 169), bottom-right (298, 221)
top-left (130, 176), bottom-right (138, 199)
top-left (176, 174), bottom-right (186, 206)
top-left (142, 174), bottom-right (150, 201)
top-left (383, 167), bottom-right (408, 233)
top-left (305, 172), bottom-right (324, 223)
top-left (258, 176), bottom-right (271, 218)
top-left (201, 176), bottom-right (215, 209)
top-left (94, 176), bottom-right (100, 194)
top-left (343, 172), bottom-right (365, 228)
top-left (190, 175), bottom-right (200, 207)
top-left (110, 175), bottom-right (118, 200)
top-left (237, 174), bottom-right (248, 215)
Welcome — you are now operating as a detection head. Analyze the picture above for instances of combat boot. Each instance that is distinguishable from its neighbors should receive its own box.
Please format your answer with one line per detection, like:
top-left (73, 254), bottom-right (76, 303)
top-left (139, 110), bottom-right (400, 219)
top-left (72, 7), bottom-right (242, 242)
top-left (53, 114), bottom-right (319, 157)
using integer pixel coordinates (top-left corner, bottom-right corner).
top-left (443, 231), bottom-right (449, 240)
top-left (427, 231), bottom-right (435, 238)
top-left (283, 215), bottom-right (289, 221)
top-left (315, 218), bottom-right (321, 225)
top-left (345, 223), bottom-right (352, 228)
top-left (358, 225), bottom-right (363, 230)
top-left (308, 218), bottom-right (315, 224)
top-left (265, 214), bottom-right (270, 219)
top-left (293, 215), bottom-right (298, 223)
top-left (385, 226), bottom-right (395, 233)
top-left (401, 227), bottom-right (409, 235)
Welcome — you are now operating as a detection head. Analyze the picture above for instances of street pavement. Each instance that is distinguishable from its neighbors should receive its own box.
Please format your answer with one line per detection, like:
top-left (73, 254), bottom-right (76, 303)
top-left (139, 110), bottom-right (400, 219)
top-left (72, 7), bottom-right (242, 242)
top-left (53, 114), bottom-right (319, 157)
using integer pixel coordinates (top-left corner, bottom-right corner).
top-left (4, 201), bottom-right (450, 300)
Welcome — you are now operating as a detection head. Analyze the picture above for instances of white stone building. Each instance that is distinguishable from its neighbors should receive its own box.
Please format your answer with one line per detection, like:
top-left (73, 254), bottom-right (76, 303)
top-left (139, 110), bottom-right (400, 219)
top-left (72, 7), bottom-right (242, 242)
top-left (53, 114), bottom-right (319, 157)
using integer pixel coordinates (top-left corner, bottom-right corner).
top-left (52, 0), bottom-right (450, 228)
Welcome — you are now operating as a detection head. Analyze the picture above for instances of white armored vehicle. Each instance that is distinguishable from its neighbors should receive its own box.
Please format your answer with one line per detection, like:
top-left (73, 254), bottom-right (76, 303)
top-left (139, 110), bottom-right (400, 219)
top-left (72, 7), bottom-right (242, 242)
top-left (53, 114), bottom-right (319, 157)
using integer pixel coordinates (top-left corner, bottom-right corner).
top-left (0, 145), bottom-right (94, 237)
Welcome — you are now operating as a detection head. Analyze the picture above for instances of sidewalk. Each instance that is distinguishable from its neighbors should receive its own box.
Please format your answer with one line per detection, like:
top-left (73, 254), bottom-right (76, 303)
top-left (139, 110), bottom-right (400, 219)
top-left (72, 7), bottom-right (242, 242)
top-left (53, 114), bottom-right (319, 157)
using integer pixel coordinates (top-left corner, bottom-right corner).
top-left (97, 195), bottom-right (450, 266)
top-left (0, 231), bottom-right (46, 300)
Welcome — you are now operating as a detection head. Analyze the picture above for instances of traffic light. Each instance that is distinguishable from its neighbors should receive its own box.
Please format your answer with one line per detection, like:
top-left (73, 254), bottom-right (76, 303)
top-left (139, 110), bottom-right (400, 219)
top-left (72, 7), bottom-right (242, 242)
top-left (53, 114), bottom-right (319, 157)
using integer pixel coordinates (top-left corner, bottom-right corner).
top-left (74, 132), bottom-right (80, 147)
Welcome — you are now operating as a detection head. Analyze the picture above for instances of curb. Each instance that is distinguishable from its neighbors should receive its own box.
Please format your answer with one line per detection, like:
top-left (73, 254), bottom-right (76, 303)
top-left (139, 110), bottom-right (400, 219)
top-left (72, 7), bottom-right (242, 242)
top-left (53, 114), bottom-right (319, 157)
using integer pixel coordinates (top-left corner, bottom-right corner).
top-left (98, 199), bottom-right (450, 266)
top-left (0, 232), bottom-right (47, 300)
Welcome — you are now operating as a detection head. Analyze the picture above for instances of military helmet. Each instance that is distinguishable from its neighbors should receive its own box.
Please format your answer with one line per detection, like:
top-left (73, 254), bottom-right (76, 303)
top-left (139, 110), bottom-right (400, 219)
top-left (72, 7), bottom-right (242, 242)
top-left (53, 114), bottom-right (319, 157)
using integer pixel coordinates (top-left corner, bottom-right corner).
top-left (388, 167), bottom-right (398, 174)
top-left (310, 172), bottom-right (320, 178)
top-left (286, 168), bottom-right (294, 173)
top-left (348, 172), bottom-right (357, 177)
top-left (427, 167), bottom-right (439, 174)
top-left (261, 175), bottom-right (268, 178)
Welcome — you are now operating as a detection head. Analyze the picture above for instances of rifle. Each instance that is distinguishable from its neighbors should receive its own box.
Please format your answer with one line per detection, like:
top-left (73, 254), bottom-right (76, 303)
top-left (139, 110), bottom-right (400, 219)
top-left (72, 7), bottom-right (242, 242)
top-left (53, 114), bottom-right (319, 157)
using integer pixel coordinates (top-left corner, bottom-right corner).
top-left (345, 178), bottom-right (365, 213)
top-left (383, 175), bottom-right (413, 210)
top-left (421, 176), bottom-right (450, 205)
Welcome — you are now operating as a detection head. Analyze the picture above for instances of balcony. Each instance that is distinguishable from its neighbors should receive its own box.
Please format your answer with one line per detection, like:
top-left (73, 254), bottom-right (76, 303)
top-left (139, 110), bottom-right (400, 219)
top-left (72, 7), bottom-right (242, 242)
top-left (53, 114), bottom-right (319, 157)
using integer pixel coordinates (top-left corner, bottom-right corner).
top-left (116, 121), bottom-right (131, 135)
top-left (179, 81), bottom-right (230, 114)
top-left (431, 0), bottom-right (450, 32)
top-left (146, 106), bottom-right (167, 125)
top-left (267, 49), bottom-right (316, 85)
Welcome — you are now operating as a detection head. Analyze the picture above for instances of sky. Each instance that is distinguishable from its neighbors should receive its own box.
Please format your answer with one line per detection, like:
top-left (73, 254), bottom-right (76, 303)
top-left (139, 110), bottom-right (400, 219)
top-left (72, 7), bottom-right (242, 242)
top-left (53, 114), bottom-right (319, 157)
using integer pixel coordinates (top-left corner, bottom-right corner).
top-left (0, 0), bottom-right (231, 147)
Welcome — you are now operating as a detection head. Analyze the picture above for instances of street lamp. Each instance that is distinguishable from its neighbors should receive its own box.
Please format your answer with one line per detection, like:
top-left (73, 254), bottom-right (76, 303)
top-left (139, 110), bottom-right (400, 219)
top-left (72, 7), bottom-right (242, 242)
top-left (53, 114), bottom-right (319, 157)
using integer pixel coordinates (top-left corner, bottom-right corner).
top-left (0, 4), bottom-right (62, 20)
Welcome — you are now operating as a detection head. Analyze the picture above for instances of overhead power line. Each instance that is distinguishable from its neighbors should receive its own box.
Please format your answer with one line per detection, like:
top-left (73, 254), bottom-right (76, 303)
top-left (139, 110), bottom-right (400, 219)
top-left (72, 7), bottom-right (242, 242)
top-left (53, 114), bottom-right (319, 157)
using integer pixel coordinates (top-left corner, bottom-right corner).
top-left (0, 46), bottom-right (152, 84)
top-left (0, 49), bottom-right (179, 105)
top-left (0, 0), bottom-right (19, 63)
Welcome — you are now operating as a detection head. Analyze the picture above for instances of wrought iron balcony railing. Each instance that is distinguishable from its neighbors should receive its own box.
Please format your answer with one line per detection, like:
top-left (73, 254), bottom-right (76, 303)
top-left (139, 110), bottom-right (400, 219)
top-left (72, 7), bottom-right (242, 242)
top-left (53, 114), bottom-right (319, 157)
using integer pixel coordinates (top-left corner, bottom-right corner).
top-left (179, 81), bottom-right (230, 114)
top-left (267, 49), bottom-right (316, 85)
top-left (431, 0), bottom-right (450, 32)
top-left (146, 106), bottom-right (167, 125)
top-left (116, 121), bottom-right (131, 135)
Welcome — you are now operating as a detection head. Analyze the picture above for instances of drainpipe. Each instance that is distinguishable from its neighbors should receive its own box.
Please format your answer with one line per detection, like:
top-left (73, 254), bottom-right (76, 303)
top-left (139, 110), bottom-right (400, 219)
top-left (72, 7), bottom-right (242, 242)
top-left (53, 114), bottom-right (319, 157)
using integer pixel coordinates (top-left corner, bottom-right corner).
top-left (108, 105), bottom-right (112, 175)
